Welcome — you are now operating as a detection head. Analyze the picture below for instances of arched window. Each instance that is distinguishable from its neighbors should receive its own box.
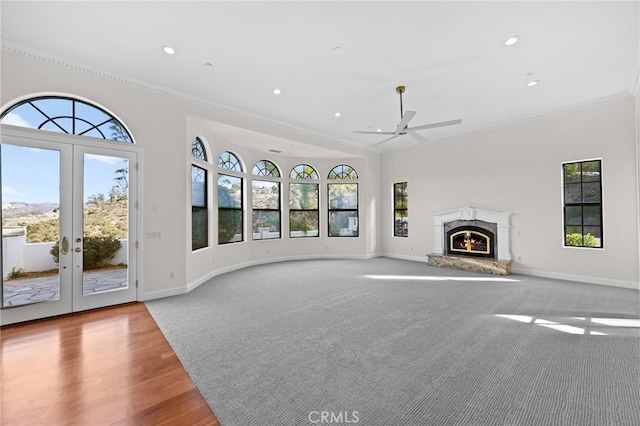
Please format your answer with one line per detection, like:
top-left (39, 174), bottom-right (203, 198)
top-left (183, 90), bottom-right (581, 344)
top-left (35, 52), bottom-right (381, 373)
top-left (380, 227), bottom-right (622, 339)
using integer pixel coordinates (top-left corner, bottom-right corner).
top-left (191, 137), bottom-right (209, 251)
top-left (328, 164), bottom-right (358, 180)
top-left (289, 164), bottom-right (319, 238)
top-left (217, 151), bottom-right (244, 244)
top-left (218, 151), bottom-right (242, 172)
top-left (0, 96), bottom-right (133, 142)
top-left (327, 164), bottom-right (358, 237)
top-left (290, 164), bottom-right (319, 180)
top-left (251, 160), bottom-right (281, 240)
top-left (192, 137), bottom-right (207, 160)
top-left (252, 160), bottom-right (281, 177)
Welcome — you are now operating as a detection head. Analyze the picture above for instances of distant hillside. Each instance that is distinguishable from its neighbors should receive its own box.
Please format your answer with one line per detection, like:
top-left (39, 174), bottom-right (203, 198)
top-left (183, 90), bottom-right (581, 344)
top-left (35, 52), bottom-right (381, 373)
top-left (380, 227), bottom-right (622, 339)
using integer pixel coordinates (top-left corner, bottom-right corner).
top-left (2, 199), bottom-right (127, 243)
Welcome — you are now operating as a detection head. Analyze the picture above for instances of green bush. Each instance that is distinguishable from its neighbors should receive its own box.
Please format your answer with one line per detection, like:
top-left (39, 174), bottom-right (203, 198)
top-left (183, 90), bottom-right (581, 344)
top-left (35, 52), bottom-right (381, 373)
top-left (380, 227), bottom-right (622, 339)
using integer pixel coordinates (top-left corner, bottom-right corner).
top-left (565, 232), bottom-right (599, 248)
top-left (51, 236), bottom-right (122, 270)
top-left (8, 267), bottom-right (27, 280)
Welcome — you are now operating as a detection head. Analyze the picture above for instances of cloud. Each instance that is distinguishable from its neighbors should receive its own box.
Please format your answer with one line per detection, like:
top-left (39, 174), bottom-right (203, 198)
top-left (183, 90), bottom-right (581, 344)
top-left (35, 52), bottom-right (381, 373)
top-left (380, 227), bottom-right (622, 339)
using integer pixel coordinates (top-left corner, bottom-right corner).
top-left (85, 153), bottom-right (126, 166)
top-left (2, 185), bottom-right (25, 202)
top-left (1, 112), bottom-right (31, 127)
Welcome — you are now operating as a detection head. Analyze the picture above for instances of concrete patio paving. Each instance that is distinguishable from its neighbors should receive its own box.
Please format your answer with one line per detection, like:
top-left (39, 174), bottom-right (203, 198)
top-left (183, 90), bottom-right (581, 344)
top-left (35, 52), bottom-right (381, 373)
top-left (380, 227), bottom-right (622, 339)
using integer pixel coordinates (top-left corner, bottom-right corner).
top-left (2, 268), bottom-right (128, 307)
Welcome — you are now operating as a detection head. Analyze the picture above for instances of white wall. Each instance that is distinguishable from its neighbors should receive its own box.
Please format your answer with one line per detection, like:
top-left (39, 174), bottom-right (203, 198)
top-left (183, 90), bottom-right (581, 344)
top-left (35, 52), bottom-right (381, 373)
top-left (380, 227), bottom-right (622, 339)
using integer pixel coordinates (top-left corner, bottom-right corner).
top-left (2, 50), bottom-right (638, 297)
top-left (1, 51), bottom-right (379, 300)
top-left (380, 97), bottom-right (640, 288)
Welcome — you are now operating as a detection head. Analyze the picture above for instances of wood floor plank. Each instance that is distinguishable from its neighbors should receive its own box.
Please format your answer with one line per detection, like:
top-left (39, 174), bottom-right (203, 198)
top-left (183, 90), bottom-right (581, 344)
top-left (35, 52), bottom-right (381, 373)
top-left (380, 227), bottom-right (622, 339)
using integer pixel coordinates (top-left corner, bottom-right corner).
top-left (1, 303), bottom-right (220, 426)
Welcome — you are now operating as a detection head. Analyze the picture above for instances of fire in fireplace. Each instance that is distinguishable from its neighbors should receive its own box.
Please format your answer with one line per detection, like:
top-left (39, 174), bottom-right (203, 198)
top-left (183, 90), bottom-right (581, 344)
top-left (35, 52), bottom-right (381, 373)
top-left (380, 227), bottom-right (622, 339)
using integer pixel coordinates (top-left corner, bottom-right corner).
top-left (446, 225), bottom-right (495, 258)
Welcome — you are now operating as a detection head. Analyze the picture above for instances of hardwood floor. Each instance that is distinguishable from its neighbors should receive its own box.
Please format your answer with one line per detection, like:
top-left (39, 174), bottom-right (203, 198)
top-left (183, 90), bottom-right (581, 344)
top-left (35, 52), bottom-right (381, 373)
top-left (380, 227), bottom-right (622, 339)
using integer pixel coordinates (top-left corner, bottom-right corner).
top-left (1, 303), bottom-right (220, 426)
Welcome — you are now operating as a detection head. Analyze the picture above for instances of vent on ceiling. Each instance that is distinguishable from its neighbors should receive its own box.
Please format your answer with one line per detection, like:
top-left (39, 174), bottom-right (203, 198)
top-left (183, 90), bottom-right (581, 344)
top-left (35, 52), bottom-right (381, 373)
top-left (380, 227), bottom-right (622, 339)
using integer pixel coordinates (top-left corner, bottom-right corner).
top-left (268, 149), bottom-right (282, 153)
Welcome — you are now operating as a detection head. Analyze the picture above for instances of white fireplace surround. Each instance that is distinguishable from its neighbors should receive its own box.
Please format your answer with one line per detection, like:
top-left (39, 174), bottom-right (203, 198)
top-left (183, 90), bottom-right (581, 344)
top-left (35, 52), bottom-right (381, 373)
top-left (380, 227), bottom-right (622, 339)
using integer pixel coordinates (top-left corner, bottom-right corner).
top-left (433, 207), bottom-right (512, 261)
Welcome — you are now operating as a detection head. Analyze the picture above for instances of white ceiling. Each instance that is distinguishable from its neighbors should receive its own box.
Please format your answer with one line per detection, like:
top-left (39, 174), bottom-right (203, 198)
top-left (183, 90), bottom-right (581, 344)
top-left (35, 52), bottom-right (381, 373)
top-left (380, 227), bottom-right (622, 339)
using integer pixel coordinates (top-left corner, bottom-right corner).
top-left (2, 1), bottom-right (639, 155)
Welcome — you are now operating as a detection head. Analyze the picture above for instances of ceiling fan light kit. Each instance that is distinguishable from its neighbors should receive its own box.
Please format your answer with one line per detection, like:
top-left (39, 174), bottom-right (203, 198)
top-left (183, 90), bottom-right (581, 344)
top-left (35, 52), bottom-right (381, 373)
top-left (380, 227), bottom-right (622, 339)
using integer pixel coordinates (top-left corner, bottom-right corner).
top-left (353, 85), bottom-right (462, 146)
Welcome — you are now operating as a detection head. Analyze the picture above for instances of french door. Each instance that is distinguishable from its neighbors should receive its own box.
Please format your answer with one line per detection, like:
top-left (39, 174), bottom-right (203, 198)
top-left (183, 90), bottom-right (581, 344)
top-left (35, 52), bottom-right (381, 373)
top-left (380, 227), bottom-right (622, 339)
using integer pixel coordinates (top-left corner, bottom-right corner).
top-left (1, 127), bottom-right (139, 325)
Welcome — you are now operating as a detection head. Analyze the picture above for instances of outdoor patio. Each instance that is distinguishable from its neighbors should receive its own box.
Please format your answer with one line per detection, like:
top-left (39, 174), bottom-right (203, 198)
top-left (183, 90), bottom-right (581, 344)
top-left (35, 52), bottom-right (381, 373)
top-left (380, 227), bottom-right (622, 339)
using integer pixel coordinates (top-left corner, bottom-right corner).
top-left (2, 268), bottom-right (128, 307)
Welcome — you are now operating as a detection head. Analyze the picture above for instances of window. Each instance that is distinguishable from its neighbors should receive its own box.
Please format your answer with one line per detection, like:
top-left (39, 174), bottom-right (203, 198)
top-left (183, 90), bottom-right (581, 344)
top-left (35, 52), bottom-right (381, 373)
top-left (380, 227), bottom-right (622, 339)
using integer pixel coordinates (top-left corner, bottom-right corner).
top-left (289, 164), bottom-right (319, 238)
top-left (394, 182), bottom-right (408, 237)
top-left (252, 160), bottom-right (281, 240)
top-left (218, 151), bottom-right (244, 244)
top-left (562, 159), bottom-right (603, 248)
top-left (191, 138), bottom-right (208, 250)
top-left (328, 164), bottom-right (358, 237)
top-left (0, 96), bottom-right (133, 142)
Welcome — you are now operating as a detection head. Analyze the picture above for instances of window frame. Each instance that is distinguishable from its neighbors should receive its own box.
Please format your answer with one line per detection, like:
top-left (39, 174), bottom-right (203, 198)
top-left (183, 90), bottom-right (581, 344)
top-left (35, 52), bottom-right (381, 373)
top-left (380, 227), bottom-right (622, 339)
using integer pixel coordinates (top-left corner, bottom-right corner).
top-left (327, 164), bottom-right (359, 238)
top-left (251, 160), bottom-right (281, 240)
top-left (0, 96), bottom-right (134, 143)
top-left (393, 182), bottom-right (408, 238)
top-left (190, 137), bottom-right (209, 251)
top-left (289, 164), bottom-right (320, 238)
top-left (217, 151), bottom-right (245, 245)
top-left (562, 158), bottom-right (603, 249)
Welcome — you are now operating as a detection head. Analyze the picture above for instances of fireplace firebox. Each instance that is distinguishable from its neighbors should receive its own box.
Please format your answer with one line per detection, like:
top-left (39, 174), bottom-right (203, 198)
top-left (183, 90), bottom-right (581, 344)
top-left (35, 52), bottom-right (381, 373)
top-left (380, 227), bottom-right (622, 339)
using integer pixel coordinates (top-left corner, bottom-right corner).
top-left (446, 225), bottom-right (495, 258)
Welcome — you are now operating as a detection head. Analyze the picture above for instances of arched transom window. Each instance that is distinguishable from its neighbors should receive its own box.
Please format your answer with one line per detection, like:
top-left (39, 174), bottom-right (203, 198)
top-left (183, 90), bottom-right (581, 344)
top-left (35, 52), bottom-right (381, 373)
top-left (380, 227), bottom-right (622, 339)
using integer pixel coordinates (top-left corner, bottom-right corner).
top-left (251, 160), bottom-right (281, 240)
top-left (0, 96), bottom-right (133, 142)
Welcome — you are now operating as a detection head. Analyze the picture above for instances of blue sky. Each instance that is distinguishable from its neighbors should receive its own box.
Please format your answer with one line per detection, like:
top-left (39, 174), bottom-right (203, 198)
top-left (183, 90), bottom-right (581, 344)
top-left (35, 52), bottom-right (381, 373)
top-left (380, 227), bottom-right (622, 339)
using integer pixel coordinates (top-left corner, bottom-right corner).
top-left (2, 144), bottom-right (128, 205)
top-left (1, 98), bottom-right (130, 205)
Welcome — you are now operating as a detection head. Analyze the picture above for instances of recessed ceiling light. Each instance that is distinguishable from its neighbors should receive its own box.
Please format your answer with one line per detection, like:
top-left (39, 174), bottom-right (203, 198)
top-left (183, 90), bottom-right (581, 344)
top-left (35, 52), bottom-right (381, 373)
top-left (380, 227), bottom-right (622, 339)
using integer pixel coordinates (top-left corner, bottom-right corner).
top-left (163, 45), bottom-right (176, 55)
top-left (376, 128), bottom-right (383, 132)
top-left (504, 36), bottom-right (519, 46)
top-left (332, 46), bottom-right (344, 55)
top-left (272, 88), bottom-right (282, 95)
top-left (205, 62), bottom-right (213, 68)
top-left (527, 80), bottom-right (539, 87)
top-left (334, 112), bottom-right (342, 117)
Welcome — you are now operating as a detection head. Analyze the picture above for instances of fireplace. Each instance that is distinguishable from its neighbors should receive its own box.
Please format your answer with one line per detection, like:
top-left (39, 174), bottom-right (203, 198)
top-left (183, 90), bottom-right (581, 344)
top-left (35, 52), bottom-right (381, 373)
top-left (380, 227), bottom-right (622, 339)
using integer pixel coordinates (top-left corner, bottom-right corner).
top-left (432, 207), bottom-right (512, 261)
top-left (446, 226), bottom-right (495, 258)
top-left (428, 207), bottom-right (512, 275)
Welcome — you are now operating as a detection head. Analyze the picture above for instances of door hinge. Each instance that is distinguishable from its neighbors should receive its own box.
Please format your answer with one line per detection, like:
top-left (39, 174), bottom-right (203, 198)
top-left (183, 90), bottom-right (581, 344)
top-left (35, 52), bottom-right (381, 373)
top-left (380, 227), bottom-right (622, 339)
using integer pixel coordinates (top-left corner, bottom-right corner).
top-left (135, 279), bottom-right (139, 288)
top-left (135, 201), bottom-right (139, 209)
top-left (135, 241), bottom-right (139, 249)
top-left (136, 162), bottom-right (139, 171)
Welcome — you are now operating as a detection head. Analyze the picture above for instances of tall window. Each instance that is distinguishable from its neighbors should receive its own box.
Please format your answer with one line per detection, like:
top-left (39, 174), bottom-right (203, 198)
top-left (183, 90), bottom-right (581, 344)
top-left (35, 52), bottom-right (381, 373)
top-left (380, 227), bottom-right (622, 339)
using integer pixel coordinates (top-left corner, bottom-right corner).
top-left (252, 160), bottom-right (281, 240)
top-left (562, 159), bottom-right (603, 248)
top-left (289, 164), bottom-right (319, 238)
top-left (328, 164), bottom-right (358, 237)
top-left (394, 182), bottom-right (408, 237)
top-left (191, 137), bottom-right (208, 250)
top-left (0, 96), bottom-right (133, 142)
top-left (218, 151), bottom-right (243, 244)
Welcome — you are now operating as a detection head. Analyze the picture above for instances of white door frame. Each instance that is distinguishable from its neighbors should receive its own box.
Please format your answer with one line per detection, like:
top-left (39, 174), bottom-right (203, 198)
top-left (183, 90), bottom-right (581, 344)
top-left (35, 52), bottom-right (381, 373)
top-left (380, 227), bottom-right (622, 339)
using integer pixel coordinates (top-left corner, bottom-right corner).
top-left (1, 124), bottom-right (143, 325)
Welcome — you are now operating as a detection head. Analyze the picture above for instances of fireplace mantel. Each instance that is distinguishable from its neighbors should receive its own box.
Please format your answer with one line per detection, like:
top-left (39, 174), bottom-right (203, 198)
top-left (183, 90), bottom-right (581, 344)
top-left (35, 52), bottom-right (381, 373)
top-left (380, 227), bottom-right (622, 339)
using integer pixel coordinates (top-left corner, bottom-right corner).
top-left (433, 207), bottom-right (512, 261)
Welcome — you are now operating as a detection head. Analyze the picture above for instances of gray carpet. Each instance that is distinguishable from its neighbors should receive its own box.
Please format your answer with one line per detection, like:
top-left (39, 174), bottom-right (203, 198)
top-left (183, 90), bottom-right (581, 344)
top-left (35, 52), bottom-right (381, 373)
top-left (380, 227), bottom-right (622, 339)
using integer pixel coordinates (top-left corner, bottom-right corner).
top-left (146, 258), bottom-right (640, 426)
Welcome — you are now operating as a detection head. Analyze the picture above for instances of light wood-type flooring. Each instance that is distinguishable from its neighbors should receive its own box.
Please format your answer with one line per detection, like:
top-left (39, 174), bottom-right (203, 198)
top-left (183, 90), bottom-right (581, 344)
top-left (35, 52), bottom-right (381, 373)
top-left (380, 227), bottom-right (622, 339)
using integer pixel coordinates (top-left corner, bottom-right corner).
top-left (1, 302), bottom-right (220, 426)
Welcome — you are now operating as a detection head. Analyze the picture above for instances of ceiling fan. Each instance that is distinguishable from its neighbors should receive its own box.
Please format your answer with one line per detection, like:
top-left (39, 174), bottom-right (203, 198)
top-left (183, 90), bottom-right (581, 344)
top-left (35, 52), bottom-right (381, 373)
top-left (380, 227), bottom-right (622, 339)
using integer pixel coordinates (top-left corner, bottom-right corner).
top-left (353, 86), bottom-right (462, 146)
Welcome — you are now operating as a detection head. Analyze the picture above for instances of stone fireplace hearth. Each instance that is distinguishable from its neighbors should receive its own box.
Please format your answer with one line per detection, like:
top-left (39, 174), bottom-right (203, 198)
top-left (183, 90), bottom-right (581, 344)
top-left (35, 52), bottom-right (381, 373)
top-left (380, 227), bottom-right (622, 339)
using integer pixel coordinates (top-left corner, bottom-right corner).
top-left (427, 207), bottom-right (512, 275)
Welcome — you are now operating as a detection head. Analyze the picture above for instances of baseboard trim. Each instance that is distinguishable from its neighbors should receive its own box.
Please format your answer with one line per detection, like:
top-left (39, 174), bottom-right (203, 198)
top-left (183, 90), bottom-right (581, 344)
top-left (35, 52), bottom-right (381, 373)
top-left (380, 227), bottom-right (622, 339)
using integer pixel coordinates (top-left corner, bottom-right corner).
top-left (143, 255), bottom-right (639, 300)
top-left (146, 253), bottom-right (377, 300)
top-left (510, 267), bottom-right (639, 291)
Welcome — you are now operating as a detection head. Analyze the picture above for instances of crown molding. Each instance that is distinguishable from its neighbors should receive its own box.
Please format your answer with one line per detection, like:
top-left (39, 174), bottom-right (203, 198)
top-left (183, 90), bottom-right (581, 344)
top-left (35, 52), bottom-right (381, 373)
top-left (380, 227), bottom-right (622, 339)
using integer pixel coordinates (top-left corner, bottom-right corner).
top-left (1, 41), bottom-right (370, 154)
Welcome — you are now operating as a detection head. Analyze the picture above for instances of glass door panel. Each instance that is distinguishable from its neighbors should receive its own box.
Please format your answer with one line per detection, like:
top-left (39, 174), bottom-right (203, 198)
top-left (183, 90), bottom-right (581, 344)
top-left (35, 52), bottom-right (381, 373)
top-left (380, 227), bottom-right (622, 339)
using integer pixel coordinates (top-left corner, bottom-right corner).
top-left (81, 153), bottom-right (129, 295)
top-left (1, 140), bottom-right (73, 324)
top-left (72, 147), bottom-right (137, 312)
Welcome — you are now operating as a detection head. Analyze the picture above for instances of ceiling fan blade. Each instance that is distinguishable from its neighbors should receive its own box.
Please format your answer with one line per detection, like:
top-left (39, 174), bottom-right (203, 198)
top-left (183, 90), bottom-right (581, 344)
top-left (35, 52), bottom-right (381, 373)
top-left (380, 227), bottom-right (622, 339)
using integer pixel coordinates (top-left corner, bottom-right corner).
top-left (352, 130), bottom-right (395, 135)
top-left (372, 134), bottom-right (400, 146)
top-left (407, 118), bottom-right (462, 132)
top-left (406, 130), bottom-right (429, 143)
top-left (394, 110), bottom-right (416, 135)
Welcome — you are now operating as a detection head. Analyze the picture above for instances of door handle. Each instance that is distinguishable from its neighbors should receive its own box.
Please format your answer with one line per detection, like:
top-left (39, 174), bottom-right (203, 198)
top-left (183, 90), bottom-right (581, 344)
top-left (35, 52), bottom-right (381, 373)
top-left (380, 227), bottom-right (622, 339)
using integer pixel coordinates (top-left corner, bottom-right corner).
top-left (61, 237), bottom-right (69, 255)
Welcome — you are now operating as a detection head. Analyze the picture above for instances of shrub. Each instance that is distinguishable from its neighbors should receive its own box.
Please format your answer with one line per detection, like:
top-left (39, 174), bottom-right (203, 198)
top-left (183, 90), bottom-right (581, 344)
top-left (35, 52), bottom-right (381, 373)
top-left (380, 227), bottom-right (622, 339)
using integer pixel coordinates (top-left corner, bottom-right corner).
top-left (51, 236), bottom-right (122, 269)
top-left (565, 232), bottom-right (599, 248)
top-left (8, 267), bottom-right (27, 280)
